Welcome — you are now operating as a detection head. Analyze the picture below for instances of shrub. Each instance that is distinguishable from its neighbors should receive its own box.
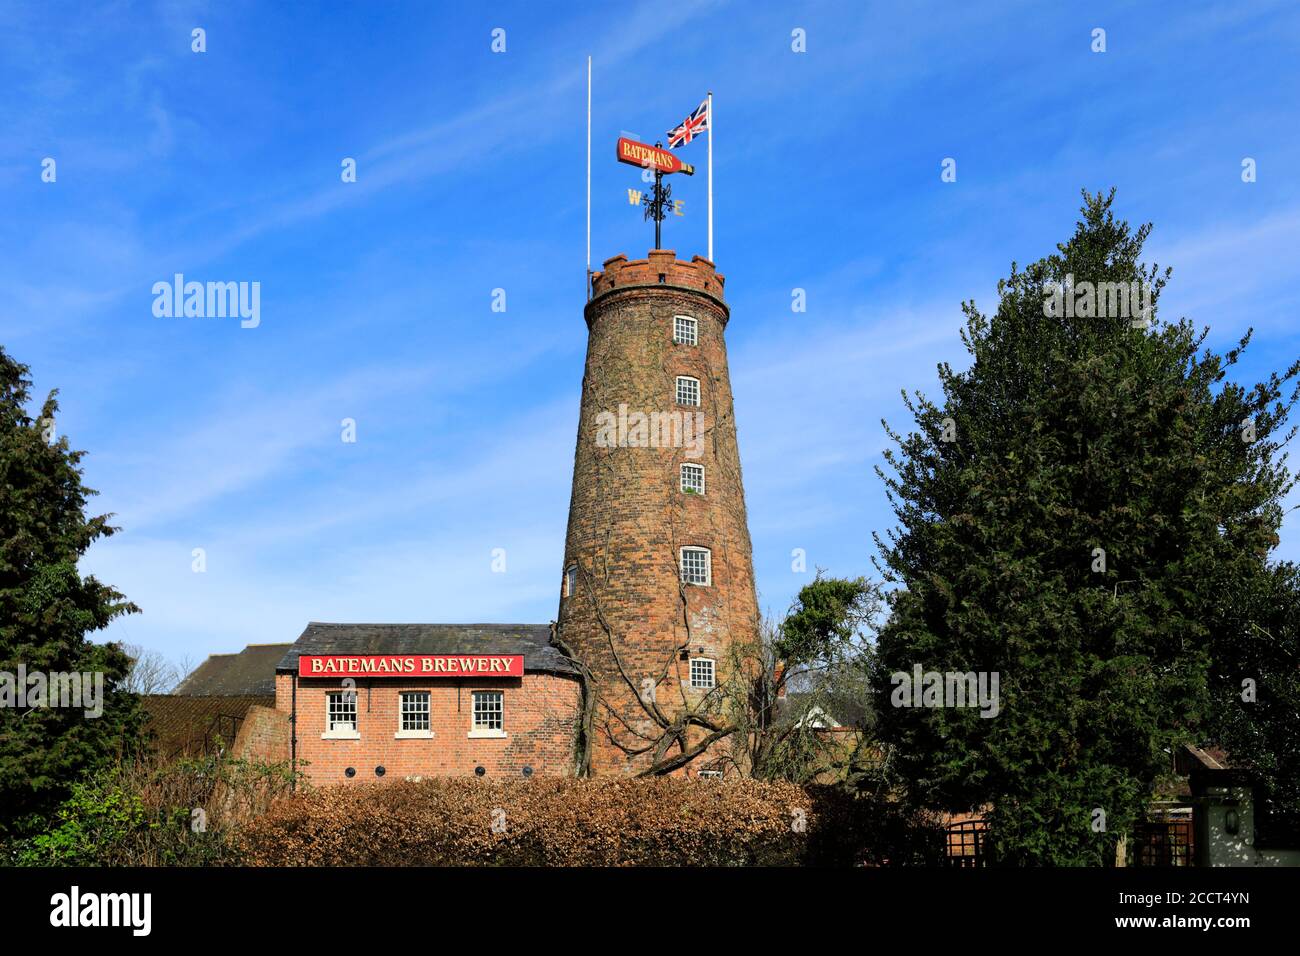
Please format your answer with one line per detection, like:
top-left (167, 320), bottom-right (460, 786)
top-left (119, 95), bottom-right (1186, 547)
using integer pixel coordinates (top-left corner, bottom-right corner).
top-left (8, 749), bottom-right (300, 866)
top-left (237, 777), bottom-right (940, 866)
top-left (13, 779), bottom-right (150, 866)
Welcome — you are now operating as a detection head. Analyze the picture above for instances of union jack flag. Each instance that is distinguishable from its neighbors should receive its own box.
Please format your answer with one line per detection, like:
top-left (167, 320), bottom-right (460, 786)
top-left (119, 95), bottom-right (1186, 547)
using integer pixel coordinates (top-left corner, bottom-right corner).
top-left (667, 99), bottom-right (709, 149)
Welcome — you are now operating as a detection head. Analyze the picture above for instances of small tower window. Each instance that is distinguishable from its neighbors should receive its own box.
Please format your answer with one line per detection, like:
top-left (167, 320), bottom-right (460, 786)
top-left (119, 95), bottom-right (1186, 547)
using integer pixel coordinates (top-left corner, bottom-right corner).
top-left (679, 546), bottom-right (711, 586)
top-left (564, 564), bottom-right (578, 598)
top-left (673, 316), bottom-right (698, 345)
top-left (675, 376), bottom-right (700, 407)
top-left (690, 657), bottom-right (716, 689)
top-left (680, 463), bottom-right (704, 495)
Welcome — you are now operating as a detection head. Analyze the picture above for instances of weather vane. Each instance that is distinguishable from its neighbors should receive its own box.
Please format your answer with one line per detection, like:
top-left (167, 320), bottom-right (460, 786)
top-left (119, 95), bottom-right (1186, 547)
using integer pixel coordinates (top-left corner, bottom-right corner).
top-left (616, 136), bottom-right (693, 250)
top-left (642, 155), bottom-right (673, 249)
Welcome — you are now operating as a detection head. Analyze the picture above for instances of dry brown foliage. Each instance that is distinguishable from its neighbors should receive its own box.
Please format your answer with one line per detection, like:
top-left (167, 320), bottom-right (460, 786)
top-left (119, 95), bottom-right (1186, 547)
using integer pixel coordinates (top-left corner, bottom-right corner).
top-left (237, 777), bottom-right (874, 866)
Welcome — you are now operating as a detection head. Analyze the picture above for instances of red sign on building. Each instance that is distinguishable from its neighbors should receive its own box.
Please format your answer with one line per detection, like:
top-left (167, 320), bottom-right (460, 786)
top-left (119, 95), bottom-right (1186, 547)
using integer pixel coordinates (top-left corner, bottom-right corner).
top-left (298, 654), bottom-right (524, 678)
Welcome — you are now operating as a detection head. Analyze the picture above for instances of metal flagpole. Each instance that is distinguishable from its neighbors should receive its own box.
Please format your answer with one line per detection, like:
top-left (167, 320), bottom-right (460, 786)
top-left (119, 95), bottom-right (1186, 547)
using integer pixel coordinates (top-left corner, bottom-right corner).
top-left (586, 56), bottom-right (592, 300)
top-left (707, 90), bottom-right (713, 262)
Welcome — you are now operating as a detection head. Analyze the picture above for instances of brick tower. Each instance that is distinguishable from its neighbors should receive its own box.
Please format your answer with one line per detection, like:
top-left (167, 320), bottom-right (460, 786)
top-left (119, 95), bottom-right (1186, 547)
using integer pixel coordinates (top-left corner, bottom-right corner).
top-left (556, 249), bottom-right (761, 776)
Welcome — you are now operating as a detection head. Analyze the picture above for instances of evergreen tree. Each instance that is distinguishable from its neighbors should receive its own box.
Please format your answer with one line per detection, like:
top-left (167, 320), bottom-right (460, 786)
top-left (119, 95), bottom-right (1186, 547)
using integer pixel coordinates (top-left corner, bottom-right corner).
top-left (872, 191), bottom-right (1300, 865)
top-left (0, 346), bottom-right (142, 837)
top-left (1207, 560), bottom-right (1300, 847)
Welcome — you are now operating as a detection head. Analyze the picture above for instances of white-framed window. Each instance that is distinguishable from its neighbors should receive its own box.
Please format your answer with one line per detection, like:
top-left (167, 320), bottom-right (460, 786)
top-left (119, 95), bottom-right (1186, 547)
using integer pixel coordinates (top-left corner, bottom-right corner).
top-left (675, 375), bottom-right (700, 407)
top-left (400, 691), bottom-right (430, 732)
top-left (673, 315), bottom-right (698, 345)
top-left (679, 546), bottom-right (711, 586)
top-left (690, 657), bottom-right (716, 689)
top-left (325, 691), bottom-right (358, 737)
top-left (471, 690), bottom-right (504, 736)
top-left (680, 462), bottom-right (705, 495)
top-left (565, 564), bottom-right (578, 598)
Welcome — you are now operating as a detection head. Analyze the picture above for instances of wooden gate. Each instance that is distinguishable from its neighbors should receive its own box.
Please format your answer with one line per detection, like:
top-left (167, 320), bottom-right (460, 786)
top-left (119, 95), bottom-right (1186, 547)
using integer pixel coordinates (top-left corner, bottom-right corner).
top-left (945, 819), bottom-right (988, 867)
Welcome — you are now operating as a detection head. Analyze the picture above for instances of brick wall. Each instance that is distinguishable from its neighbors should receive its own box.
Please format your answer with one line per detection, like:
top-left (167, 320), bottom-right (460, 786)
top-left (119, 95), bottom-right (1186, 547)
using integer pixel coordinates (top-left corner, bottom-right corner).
top-left (276, 671), bottom-right (581, 786)
top-left (559, 251), bottom-right (761, 775)
top-left (230, 704), bottom-right (290, 764)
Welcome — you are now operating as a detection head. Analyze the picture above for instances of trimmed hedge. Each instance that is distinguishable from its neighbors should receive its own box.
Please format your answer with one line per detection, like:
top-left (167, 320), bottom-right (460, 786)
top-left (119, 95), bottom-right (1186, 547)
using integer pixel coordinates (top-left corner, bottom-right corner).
top-left (237, 777), bottom-right (922, 866)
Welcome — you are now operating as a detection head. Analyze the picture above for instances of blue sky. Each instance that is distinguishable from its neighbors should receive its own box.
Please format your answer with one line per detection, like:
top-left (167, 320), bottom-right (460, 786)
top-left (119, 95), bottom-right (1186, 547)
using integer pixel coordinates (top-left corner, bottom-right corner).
top-left (2, 1), bottom-right (1298, 670)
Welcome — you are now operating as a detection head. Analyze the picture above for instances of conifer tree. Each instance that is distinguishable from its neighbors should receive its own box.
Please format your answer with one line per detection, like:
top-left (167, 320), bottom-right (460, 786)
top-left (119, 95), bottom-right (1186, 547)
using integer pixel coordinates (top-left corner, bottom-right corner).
top-left (0, 346), bottom-right (142, 836)
top-left (1206, 560), bottom-right (1300, 846)
top-left (872, 191), bottom-right (1300, 865)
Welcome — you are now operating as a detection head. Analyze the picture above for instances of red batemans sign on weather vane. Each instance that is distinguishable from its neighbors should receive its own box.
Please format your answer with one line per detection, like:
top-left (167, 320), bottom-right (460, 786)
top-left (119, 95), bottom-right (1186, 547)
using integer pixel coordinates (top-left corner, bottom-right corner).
top-left (298, 655), bottom-right (525, 678)
top-left (616, 137), bottom-right (694, 176)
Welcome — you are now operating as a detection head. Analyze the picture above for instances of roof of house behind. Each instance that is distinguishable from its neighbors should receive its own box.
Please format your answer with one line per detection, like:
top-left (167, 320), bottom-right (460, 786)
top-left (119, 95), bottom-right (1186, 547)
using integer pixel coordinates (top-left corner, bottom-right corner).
top-left (278, 623), bottom-right (578, 676)
top-left (778, 690), bottom-right (874, 729)
top-left (174, 643), bottom-right (292, 696)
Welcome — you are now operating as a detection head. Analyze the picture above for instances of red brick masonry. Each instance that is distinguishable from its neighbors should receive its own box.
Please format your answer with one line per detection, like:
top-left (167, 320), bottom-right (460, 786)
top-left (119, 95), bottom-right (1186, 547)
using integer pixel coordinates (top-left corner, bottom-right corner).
top-left (231, 704), bottom-right (290, 764)
top-left (559, 251), bottom-right (761, 774)
top-left (272, 672), bottom-right (582, 785)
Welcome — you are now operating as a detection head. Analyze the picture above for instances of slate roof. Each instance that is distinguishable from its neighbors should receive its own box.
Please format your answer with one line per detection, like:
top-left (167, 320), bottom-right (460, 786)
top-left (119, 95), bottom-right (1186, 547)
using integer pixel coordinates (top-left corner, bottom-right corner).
top-left (174, 643), bottom-right (292, 696)
top-left (277, 623), bottom-right (579, 677)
